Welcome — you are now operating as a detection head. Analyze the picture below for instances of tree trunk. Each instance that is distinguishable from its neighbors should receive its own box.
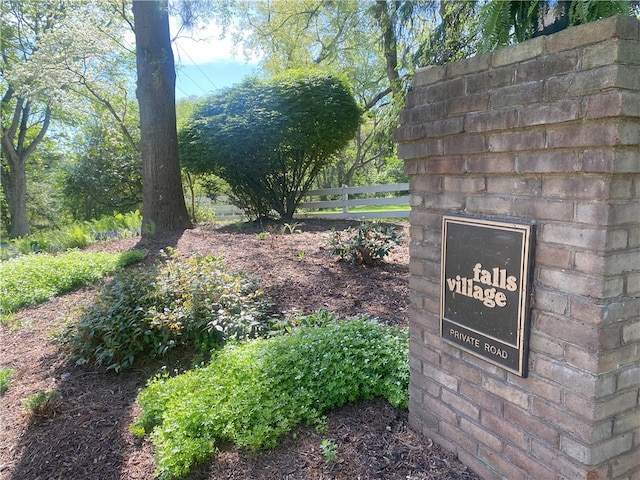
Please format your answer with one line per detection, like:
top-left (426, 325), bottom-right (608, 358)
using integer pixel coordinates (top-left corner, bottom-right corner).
top-left (1, 93), bottom-right (51, 239)
top-left (0, 149), bottom-right (29, 238)
top-left (132, 0), bottom-right (191, 238)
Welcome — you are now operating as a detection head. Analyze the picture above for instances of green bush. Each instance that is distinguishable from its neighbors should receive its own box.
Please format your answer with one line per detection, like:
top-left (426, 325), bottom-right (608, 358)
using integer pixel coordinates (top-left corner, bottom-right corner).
top-left (328, 221), bottom-right (404, 266)
top-left (0, 369), bottom-right (14, 396)
top-left (0, 249), bottom-right (146, 315)
top-left (132, 317), bottom-right (408, 479)
top-left (24, 389), bottom-right (62, 418)
top-left (67, 250), bottom-right (271, 372)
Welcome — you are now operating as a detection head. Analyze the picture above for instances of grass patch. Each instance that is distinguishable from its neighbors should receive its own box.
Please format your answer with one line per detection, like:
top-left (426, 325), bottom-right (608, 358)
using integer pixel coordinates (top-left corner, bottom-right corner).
top-left (132, 316), bottom-right (408, 479)
top-left (0, 248), bottom-right (146, 316)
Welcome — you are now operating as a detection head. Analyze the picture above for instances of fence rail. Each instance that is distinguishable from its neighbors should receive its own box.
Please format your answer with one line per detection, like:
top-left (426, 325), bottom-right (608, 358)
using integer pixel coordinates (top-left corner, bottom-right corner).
top-left (199, 183), bottom-right (410, 221)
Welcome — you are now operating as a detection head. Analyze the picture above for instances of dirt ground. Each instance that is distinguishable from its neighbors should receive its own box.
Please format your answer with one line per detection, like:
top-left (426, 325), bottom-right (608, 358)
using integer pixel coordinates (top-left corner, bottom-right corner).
top-left (0, 219), bottom-right (480, 480)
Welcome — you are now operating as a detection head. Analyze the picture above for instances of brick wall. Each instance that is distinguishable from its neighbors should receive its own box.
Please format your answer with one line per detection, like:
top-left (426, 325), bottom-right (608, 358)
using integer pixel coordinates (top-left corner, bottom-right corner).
top-left (395, 16), bottom-right (640, 480)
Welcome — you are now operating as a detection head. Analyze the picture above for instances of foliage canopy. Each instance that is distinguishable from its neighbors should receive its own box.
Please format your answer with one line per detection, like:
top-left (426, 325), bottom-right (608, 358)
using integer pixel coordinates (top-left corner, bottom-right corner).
top-left (179, 70), bottom-right (361, 220)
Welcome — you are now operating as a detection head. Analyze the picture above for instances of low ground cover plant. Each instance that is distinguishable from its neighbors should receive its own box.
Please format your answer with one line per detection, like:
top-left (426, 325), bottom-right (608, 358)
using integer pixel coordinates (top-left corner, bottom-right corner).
top-left (328, 221), bottom-right (404, 266)
top-left (23, 389), bottom-right (62, 419)
top-left (1, 211), bottom-right (142, 259)
top-left (131, 316), bottom-right (408, 479)
top-left (0, 249), bottom-right (146, 316)
top-left (0, 369), bottom-right (13, 395)
top-left (66, 250), bottom-right (271, 372)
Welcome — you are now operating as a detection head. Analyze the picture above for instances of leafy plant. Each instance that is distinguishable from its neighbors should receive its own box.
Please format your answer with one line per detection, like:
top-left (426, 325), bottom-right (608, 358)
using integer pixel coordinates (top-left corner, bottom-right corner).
top-left (320, 438), bottom-right (338, 463)
top-left (24, 390), bottom-right (62, 418)
top-left (1, 211), bottom-right (142, 258)
top-left (0, 248), bottom-right (147, 316)
top-left (66, 252), bottom-right (271, 371)
top-left (132, 317), bottom-right (408, 479)
top-left (282, 222), bottom-right (303, 234)
top-left (0, 369), bottom-right (14, 396)
top-left (328, 221), bottom-right (403, 266)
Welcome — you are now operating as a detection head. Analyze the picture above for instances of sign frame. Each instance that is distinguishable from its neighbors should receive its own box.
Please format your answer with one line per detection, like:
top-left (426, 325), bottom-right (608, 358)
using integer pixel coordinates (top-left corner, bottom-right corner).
top-left (440, 214), bottom-right (535, 377)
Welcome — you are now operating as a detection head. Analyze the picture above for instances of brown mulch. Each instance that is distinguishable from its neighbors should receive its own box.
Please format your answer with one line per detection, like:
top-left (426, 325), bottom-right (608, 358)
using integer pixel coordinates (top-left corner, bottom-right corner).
top-left (0, 219), bottom-right (480, 480)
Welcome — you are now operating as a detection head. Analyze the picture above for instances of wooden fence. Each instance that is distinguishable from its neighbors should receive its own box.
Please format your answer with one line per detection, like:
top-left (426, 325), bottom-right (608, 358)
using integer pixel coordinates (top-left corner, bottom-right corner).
top-left (196, 183), bottom-right (410, 221)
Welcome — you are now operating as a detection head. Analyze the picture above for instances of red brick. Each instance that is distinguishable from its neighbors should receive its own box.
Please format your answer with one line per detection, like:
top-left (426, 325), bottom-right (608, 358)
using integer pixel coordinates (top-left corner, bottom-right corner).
top-left (465, 109), bottom-right (518, 133)
top-left (425, 116), bottom-right (464, 137)
top-left (445, 92), bottom-right (489, 115)
top-left (423, 364), bottom-right (459, 392)
top-left (423, 193), bottom-right (465, 210)
top-left (397, 141), bottom-right (428, 160)
top-left (412, 65), bottom-right (446, 87)
top-left (466, 65), bottom-right (517, 94)
top-left (443, 135), bottom-right (487, 155)
top-left (486, 176), bottom-right (541, 195)
top-left (466, 153), bottom-right (515, 173)
top-left (534, 312), bottom-right (599, 349)
top-left (456, 449), bottom-right (503, 480)
top-left (424, 77), bottom-right (465, 102)
top-left (460, 417), bottom-right (503, 452)
top-left (504, 443), bottom-right (558, 480)
top-left (424, 156), bottom-right (466, 174)
top-left (443, 176), bottom-right (486, 193)
top-left (531, 438), bottom-right (590, 479)
top-left (593, 390), bottom-right (638, 422)
top-left (533, 357), bottom-right (597, 397)
top-left (518, 99), bottom-right (582, 126)
top-left (459, 381), bottom-right (504, 415)
top-left (515, 150), bottom-right (581, 172)
top-left (548, 121), bottom-right (638, 148)
top-left (493, 36), bottom-right (544, 66)
top-left (393, 123), bottom-right (424, 142)
top-left (542, 175), bottom-right (612, 200)
top-left (411, 174), bottom-right (442, 193)
top-left (533, 288), bottom-right (569, 315)
top-left (442, 389), bottom-right (480, 421)
top-left (442, 353), bottom-right (482, 385)
top-left (515, 58), bottom-right (546, 83)
top-left (529, 334), bottom-right (565, 359)
top-left (541, 223), bottom-right (607, 249)
top-left (545, 65), bottom-right (619, 99)
top-left (535, 244), bottom-right (573, 269)
top-left (465, 195), bottom-right (514, 216)
top-left (504, 403), bottom-right (559, 445)
top-left (568, 297), bottom-right (606, 325)
top-left (611, 448), bottom-right (640, 479)
top-left (538, 268), bottom-right (606, 299)
top-left (508, 373), bottom-right (563, 404)
top-left (481, 375), bottom-right (529, 409)
top-left (478, 446), bottom-right (526, 480)
top-left (481, 411), bottom-right (528, 446)
top-left (488, 129), bottom-right (545, 152)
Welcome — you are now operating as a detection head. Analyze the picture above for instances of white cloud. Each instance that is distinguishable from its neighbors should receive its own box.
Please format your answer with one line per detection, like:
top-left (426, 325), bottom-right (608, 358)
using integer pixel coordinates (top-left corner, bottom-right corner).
top-left (171, 20), bottom-right (240, 65)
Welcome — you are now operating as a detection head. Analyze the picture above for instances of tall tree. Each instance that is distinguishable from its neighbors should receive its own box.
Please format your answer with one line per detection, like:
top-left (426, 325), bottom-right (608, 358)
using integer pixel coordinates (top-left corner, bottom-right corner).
top-left (1, 1), bottom-right (55, 237)
top-left (132, 0), bottom-right (191, 236)
top-left (1, 0), bottom-right (139, 237)
top-left (226, 0), bottom-right (434, 188)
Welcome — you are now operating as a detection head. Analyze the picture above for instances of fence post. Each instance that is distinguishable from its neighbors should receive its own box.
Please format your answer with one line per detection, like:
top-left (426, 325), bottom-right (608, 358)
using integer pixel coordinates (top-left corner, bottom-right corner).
top-left (341, 184), bottom-right (348, 215)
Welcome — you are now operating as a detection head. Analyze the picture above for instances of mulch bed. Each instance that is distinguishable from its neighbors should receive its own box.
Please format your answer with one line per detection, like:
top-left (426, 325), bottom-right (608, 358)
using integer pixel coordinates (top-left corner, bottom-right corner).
top-left (0, 219), bottom-right (480, 480)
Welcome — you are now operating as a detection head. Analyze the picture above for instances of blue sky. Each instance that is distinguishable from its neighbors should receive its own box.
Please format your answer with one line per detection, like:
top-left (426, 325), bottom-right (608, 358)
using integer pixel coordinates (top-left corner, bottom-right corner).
top-left (171, 20), bottom-right (261, 99)
top-left (175, 61), bottom-right (258, 99)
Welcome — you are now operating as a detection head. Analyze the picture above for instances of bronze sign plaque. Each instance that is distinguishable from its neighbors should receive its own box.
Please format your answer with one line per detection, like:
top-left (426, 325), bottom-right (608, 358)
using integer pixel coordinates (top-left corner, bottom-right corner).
top-left (441, 214), bottom-right (534, 377)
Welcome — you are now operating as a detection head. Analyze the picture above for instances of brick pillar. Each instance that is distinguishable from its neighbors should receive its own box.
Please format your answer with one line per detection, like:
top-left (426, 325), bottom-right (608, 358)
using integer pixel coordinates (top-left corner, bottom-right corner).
top-left (395, 16), bottom-right (640, 480)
